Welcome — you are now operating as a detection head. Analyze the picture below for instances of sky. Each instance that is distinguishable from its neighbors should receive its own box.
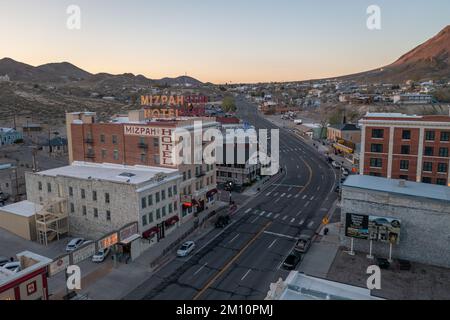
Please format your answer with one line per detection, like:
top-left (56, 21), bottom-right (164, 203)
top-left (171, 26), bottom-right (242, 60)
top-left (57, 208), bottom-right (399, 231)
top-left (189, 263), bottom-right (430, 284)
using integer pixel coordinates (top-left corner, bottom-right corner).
top-left (1, 0), bottom-right (450, 84)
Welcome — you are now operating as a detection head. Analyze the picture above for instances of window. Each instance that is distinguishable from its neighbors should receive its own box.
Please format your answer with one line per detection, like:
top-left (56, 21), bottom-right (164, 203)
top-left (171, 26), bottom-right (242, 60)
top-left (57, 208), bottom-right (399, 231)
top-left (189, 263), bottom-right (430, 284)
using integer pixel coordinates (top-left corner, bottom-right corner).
top-left (371, 144), bottom-right (383, 153)
top-left (142, 215), bottom-right (147, 226)
top-left (153, 154), bottom-right (160, 165)
top-left (440, 132), bottom-right (450, 142)
top-left (437, 179), bottom-right (447, 186)
top-left (100, 134), bottom-right (105, 143)
top-left (369, 172), bottom-right (382, 177)
top-left (188, 170), bottom-right (192, 179)
top-left (148, 212), bottom-right (153, 223)
top-left (400, 160), bottom-right (409, 170)
top-left (92, 190), bottom-right (97, 201)
top-left (424, 147), bottom-right (434, 156)
top-left (162, 206), bottom-right (166, 217)
top-left (153, 137), bottom-right (159, 148)
top-left (401, 145), bottom-right (410, 155)
top-left (105, 193), bottom-right (110, 204)
top-left (425, 131), bottom-right (435, 141)
top-left (173, 185), bottom-right (177, 195)
top-left (399, 175), bottom-right (409, 181)
top-left (101, 149), bottom-right (107, 159)
top-left (423, 162), bottom-right (433, 172)
top-left (422, 177), bottom-right (432, 184)
top-left (140, 153), bottom-right (146, 163)
top-left (370, 158), bottom-right (382, 168)
top-left (438, 163), bottom-right (448, 173)
top-left (82, 206), bottom-right (87, 216)
top-left (106, 210), bottom-right (111, 221)
top-left (94, 208), bottom-right (98, 218)
top-left (174, 201), bottom-right (178, 211)
top-left (141, 197), bottom-right (147, 209)
top-left (112, 135), bottom-right (118, 144)
top-left (169, 203), bottom-right (173, 214)
top-left (161, 190), bottom-right (166, 200)
top-left (148, 194), bottom-right (153, 206)
top-left (113, 149), bottom-right (119, 160)
top-left (402, 130), bottom-right (411, 140)
top-left (70, 203), bottom-right (74, 213)
top-left (156, 209), bottom-right (161, 220)
top-left (69, 187), bottom-right (73, 197)
top-left (183, 172), bottom-right (186, 181)
top-left (81, 188), bottom-right (85, 199)
top-left (38, 181), bottom-right (42, 191)
top-left (168, 187), bottom-right (172, 198)
top-left (47, 183), bottom-right (52, 193)
top-left (371, 129), bottom-right (384, 139)
top-left (155, 192), bottom-right (160, 203)
top-left (439, 147), bottom-right (449, 157)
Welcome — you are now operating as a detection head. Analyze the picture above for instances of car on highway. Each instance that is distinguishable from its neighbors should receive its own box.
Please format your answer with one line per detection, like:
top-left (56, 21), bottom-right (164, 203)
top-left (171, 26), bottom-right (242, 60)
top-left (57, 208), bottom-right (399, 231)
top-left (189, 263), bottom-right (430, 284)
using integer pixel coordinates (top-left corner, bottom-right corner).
top-left (294, 230), bottom-right (315, 254)
top-left (177, 241), bottom-right (196, 257)
top-left (2, 261), bottom-right (21, 273)
top-left (92, 247), bottom-right (111, 263)
top-left (331, 161), bottom-right (341, 169)
top-left (282, 251), bottom-right (302, 270)
top-left (66, 238), bottom-right (85, 252)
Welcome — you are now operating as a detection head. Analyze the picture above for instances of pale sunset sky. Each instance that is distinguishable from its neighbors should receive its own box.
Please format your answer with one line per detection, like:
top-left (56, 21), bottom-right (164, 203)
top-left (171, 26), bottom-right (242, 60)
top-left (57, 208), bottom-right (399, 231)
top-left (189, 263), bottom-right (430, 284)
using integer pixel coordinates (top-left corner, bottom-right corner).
top-left (1, 0), bottom-right (450, 83)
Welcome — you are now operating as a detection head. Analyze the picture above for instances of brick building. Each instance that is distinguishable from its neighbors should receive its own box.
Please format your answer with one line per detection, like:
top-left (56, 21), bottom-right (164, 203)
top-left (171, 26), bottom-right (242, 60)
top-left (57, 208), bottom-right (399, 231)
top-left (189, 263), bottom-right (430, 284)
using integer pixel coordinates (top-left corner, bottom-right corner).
top-left (66, 110), bottom-right (219, 217)
top-left (359, 113), bottom-right (450, 186)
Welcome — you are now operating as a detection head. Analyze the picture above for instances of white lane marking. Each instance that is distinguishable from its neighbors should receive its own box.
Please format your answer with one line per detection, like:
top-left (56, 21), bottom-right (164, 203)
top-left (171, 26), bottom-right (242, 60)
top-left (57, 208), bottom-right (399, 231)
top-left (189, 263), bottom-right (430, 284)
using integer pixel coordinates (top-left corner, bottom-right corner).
top-left (274, 214), bottom-right (280, 219)
top-left (281, 193), bottom-right (286, 197)
top-left (266, 192), bottom-right (271, 196)
top-left (310, 196), bottom-right (315, 201)
top-left (228, 234), bottom-right (239, 244)
top-left (316, 186), bottom-right (320, 191)
top-left (299, 219), bottom-right (305, 225)
top-left (241, 269), bottom-right (252, 281)
top-left (290, 218), bottom-right (296, 223)
top-left (304, 201), bottom-right (310, 207)
top-left (193, 263), bottom-right (208, 276)
top-left (308, 221), bottom-right (315, 228)
top-left (282, 215), bottom-right (288, 221)
top-left (267, 212), bottom-right (273, 218)
top-left (275, 197), bottom-right (281, 203)
top-left (274, 192), bottom-right (279, 197)
top-left (263, 231), bottom-right (298, 240)
top-left (251, 216), bottom-right (259, 223)
top-left (302, 195), bottom-right (307, 200)
top-left (259, 211), bottom-right (266, 216)
top-left (287, 194), bottom-right (292, 198)
top-left (294, 194), bottom-right (300, 198)
top-left (288, 187), bottom-right (292, 192)
top-left (296, 165), bottom-right (300, 169)
top-left (268, 239), bottom-right (277, 249)
top-left (245, 208), bottom-right (252, 214)
top-left (296, 210), bottom-right (302, 217)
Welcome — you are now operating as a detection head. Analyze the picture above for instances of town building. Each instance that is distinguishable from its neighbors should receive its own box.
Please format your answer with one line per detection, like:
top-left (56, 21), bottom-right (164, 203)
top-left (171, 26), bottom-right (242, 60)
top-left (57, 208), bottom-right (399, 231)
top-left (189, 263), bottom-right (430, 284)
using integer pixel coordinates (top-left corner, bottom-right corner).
top-left (0, 128), bottom-right (22, 146)
top-left (296, 123), bottom-right (327, 140)
top-left (43, 137), bottom-right (68, 156)
top-left (341, 175), bottom-right (450, 268)
top-left (0, 201), bottom-right (40, 241)
top-left (359, 113), bottom-right (450, 185)
top-left (0, 163), bottom-right (25, 202)
top-left (393, 93), bottom-right (433, 105)
top-left (0, 74), bottom-right (10, 82)
top-left (0, 251), bottom-right (52, 300)
top-left (25, 161), bottom-right (182, 243)
top-left (65, 110), bottom-right (219, 218)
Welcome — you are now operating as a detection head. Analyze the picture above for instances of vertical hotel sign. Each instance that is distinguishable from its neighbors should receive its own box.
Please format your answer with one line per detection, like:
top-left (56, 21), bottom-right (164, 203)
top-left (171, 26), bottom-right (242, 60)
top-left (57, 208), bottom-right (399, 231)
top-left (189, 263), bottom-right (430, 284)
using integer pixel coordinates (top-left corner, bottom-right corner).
top-left (124, 125), bottom-right (175, 167)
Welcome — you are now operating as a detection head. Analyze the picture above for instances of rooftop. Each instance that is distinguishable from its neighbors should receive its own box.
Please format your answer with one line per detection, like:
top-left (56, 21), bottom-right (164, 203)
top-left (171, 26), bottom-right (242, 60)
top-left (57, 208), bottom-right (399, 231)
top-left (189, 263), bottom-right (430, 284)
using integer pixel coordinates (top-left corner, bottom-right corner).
top-left (0, 200), bottom-right (43, 218)
top-left (343, 175), bottom-right (450, 203)
top-left (0, 251), bottom-right (52, 286)
top-left (35, 161), bottom-right (179, 185)
top-left (329, 123), bottom-right (360, 131)
top-left (362, 113), bottom-right (450, 122)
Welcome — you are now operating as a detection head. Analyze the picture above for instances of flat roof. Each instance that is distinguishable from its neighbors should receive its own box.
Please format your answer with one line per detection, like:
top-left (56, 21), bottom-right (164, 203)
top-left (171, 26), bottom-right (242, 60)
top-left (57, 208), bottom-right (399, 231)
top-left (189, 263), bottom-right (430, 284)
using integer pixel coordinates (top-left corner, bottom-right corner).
top-left (0, 251), bottom-right (52, 286)
top-left (0, 200), bottom-right (43, 217)
top-left (343, 175), bottom-right (450, 202)
top-left (35, 162), bottom-right (179, 185)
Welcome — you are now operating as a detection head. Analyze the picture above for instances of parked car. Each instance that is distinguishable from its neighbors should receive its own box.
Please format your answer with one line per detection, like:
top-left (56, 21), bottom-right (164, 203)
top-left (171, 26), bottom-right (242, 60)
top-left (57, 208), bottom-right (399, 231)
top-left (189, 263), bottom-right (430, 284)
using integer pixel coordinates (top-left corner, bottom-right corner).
top-left (341, 167), bottom-right (349, 176)
top-left (0, 256), bottom-right (10, 267)
top-left (376, 257), bottom-right (390, 269)
top-left (66, 238), bottom-right (85, 252)
top-left (2, 261), bottom-right (21, 273)
top-left (294, 230), bottom-right (315, 254)
top-left (92, 247), bottom-right (111, 263)
top-left (331, 161), bottom-right (341, 169)
top-left (177, 241), bottom-right (196, 257)
top-left (282, 251), bottom-right (302, 270)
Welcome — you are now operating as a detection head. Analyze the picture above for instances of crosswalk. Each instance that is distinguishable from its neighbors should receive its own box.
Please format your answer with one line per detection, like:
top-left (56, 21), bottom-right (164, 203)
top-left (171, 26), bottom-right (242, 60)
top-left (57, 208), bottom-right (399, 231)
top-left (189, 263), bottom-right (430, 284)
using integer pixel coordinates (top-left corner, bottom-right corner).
top-left (243, 208), bottom-right (313, 226)
top-left (279, 147), bottom-right (303, 153)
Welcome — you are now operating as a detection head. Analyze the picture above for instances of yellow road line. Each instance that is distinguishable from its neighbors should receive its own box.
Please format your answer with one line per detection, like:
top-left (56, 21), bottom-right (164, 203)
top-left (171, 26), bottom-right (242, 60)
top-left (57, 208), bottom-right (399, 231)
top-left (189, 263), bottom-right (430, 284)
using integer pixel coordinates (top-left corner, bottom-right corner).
top-left (193, 221), bottom-right (272, 300)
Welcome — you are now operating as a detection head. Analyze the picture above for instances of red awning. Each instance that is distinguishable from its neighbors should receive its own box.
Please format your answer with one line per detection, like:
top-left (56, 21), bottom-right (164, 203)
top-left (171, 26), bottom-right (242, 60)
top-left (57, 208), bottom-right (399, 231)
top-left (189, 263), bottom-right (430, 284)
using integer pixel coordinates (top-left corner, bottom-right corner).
top-left (206, 188), bottom-right (218, 197)
top-left (165, 215), bottom-right (180, 227)
top-left (142, 226), bottom-right (159, 239)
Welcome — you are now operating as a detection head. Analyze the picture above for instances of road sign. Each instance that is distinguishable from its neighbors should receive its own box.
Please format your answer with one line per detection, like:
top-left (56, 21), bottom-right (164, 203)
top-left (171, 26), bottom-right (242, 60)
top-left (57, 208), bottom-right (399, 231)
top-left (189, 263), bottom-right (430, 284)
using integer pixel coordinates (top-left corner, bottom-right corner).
top-left (71, 242), bottom-right (96, 265)
top-left (322, 217), bottom-right (329, 225)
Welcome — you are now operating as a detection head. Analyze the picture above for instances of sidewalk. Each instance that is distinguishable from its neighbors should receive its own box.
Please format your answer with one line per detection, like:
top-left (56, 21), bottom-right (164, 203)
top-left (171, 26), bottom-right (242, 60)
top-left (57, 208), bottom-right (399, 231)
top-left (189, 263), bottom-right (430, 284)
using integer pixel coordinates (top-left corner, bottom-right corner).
top-left (50, 201), bottom-right (228, 300)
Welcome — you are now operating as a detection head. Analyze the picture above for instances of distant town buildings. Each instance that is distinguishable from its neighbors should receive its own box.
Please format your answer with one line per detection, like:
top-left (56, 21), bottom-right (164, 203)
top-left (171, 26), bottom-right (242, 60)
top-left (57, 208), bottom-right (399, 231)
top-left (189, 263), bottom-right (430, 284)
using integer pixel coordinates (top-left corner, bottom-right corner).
top-left (393, 93), bottom-right (433, 105)
top-left (0, 128), bottom-right (22, 146)
top-left (0, 74), bottom-right (10, 82)
top-left (359, 113), bottom-right (450, 186)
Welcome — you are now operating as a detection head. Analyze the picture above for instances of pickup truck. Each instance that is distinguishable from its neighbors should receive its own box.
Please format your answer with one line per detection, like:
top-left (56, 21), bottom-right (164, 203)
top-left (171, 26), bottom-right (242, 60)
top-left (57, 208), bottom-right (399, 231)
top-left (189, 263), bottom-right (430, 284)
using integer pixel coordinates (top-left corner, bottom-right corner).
top-left (293, 119), bottom-right (303, 125)
top-left (294, 230), bottom-right (315, 253)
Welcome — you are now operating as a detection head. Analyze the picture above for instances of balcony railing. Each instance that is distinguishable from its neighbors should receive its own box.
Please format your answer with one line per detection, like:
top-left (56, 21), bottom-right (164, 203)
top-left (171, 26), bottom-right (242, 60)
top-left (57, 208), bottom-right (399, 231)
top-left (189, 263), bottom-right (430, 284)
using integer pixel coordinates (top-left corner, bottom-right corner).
top-left (138, 143), bottom-right (148, 149)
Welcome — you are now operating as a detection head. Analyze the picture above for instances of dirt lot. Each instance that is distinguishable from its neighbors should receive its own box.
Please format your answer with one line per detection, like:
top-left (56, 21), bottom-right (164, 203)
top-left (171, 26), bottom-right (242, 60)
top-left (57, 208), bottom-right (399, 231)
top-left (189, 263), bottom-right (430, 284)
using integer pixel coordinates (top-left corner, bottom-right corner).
top-left (327, 247), bottom-right (450, 300)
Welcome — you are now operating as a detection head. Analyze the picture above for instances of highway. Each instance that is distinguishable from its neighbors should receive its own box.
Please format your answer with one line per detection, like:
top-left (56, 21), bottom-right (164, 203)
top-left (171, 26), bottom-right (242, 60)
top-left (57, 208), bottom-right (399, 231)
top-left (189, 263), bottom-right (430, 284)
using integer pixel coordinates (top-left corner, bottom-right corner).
top-left (126, 96), bottom-right (338, 300)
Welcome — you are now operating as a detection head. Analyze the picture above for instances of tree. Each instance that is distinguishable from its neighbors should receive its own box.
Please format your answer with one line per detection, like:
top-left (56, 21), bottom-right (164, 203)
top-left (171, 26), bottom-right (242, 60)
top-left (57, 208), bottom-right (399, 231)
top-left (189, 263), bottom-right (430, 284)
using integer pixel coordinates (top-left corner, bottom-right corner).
top-left (222, 96), bottom-right (236, 113)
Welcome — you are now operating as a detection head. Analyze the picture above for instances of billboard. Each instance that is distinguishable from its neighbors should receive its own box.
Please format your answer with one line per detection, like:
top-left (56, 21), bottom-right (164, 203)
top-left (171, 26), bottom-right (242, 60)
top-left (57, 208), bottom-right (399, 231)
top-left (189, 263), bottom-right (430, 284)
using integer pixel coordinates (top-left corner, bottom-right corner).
top-left (71, 242), bottom-right (97, 265)
top-left (48, 254), bottom-right (70, 277)
top-left (98, 232), bottom-right (118, 250)
top-left (345, 213), bottom-right (401, 245)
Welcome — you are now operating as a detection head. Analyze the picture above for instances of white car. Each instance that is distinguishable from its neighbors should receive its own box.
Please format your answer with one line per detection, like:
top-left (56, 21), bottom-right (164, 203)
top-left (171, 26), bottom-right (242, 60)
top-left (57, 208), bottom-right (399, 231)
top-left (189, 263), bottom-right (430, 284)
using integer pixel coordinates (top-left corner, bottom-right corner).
top-left (2, 261), bottom-right (21, 273)
top-left (177, 241), bottom-right (196, 257)
top-left (331, 161), bottom-right (341, 169)
top-left (66, 238), bottom-right (85, 252)
top-left (341, 167), bottom-right (350, 176)
top-left (92, 248), bottom-right (110, 263)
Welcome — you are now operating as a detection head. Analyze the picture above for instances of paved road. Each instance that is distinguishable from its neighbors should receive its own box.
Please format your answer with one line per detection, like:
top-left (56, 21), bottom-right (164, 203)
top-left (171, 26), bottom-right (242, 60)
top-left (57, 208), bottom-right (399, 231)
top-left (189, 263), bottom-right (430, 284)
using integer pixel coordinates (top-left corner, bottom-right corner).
top-left (125, 96), bottom-right (338, 300)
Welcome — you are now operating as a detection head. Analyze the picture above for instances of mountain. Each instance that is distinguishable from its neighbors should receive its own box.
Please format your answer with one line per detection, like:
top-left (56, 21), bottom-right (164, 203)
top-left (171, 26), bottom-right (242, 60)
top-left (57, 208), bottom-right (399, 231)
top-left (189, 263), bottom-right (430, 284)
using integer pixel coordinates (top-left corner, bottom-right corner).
top-left (337, 25), bottom-right (450, 84)
top-left (0, 57), bottom-right (203, 86)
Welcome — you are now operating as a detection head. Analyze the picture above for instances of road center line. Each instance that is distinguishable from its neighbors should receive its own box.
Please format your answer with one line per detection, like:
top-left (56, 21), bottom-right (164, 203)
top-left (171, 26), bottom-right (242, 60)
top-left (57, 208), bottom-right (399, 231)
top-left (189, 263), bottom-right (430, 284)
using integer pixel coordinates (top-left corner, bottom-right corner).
top-left (263, 231), bottom-right (297, 240)
top-left (228, 234), bottom-right (239, 244)
top-left (193, 263), bottom-right (208, 276)
top-left (268, 239), bottom-right (277, 249)
top-left (241, 269), bottom-right (252, 281)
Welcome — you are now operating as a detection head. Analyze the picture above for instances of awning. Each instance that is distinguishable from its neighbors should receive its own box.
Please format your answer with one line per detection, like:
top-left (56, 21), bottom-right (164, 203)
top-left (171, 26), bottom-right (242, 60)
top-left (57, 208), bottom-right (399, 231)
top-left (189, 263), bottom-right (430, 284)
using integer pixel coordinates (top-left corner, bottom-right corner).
top-left (165, 215), bottom-right (180, 227)
top-left (333, 143), bottom-right (353, 154)
top-left (120, 234), bottom-right (141, 245)
top-left (142, 226), bottom-right (159, 239)
top-left (206, 188), bottom-right (218, 197)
